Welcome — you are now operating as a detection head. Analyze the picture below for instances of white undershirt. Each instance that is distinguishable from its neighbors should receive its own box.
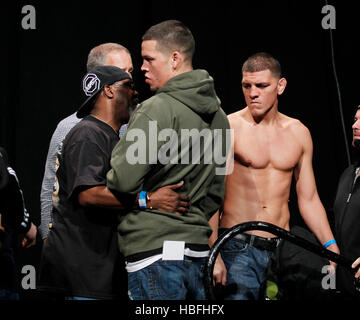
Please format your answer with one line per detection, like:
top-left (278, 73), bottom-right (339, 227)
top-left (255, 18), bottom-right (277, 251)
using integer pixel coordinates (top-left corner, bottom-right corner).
top-left (126, 248), bottom-right (210, 273)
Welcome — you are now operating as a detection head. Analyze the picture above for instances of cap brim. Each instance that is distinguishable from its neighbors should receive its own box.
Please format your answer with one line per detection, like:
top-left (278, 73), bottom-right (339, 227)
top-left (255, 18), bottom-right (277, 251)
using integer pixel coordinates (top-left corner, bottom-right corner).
top-left (76, 87), bottom-right (102, 118)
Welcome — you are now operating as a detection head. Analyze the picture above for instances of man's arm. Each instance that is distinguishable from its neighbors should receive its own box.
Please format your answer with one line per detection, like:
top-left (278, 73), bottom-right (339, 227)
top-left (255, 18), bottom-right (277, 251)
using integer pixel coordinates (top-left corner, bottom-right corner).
top-left (78, 181), bottom-right (190, 214)
top-left (208, 121), bottom-right (233, 286)
top-left (39, 131), bottom-right (61, 241)
top-left (206, 173), bottom-right (227, 286)
top-left (106, 111), bottom-right (155, 194)
top-left (39, 113), bottom-right (79, 241)
top-left (208, 122), bottom-right (233, 286)
top-left (209, 210), bottom-right (227, 286)
top-left (294, 125), bottom-right (340, 265)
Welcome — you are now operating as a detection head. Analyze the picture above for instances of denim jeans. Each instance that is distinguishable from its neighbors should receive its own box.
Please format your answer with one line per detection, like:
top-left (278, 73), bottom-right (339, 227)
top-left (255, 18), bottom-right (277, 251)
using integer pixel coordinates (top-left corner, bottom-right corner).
top-left (0, 289), bottom-right (19, 300)
top-left (65, 296), bottom-right (99, 300)
top-left (220, 237), bottom-right (274, 300)
top-left (127, 256), bottom-right (207, 300)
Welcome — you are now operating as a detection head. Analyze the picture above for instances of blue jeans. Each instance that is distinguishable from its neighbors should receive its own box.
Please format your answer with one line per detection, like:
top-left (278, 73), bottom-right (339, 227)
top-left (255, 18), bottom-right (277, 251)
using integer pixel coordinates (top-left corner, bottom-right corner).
top-left (220, 237), bottom-right (274, 300)
top-left (0, 289), bottom-right (19, 300)
top-left (65, 296), bottom-right (99, 300)
top-left (127, 256), bottom-right (207, 300)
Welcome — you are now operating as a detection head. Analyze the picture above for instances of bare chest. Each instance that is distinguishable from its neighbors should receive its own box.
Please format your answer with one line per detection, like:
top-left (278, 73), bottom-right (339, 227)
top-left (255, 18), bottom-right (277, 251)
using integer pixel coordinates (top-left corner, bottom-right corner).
top-left (233, 125), bottom-right (303, 171)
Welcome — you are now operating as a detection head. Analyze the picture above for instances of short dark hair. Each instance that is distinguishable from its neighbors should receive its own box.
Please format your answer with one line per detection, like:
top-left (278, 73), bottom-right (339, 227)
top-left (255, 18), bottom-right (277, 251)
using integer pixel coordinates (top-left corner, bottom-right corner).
top-left (142, 20), bottom-right (195, 62)
top-left (242, 52), bottom-right (282, 79)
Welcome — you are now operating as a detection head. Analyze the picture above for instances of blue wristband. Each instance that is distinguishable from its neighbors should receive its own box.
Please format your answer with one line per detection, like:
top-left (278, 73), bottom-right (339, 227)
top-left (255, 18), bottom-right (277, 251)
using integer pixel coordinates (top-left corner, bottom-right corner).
top-left (324, 239), bottom-right (336, 249)
top-left (139, 191), bottom-right (147, 209)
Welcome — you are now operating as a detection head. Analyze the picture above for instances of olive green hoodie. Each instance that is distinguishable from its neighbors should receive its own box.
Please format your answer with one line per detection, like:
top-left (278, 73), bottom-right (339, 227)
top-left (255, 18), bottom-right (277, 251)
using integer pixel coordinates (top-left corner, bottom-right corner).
top-left (107, 69), bottom-right (230, 259)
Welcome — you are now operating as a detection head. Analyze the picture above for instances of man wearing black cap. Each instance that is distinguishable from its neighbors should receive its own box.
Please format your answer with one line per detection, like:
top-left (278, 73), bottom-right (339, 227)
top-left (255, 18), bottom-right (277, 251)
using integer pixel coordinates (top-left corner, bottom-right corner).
top-left (38, 66), bottom-right (189, 300)
top-left (39, 43), bottom-right (135, 244)
top-left (334, 106), bottom-right (360, 299)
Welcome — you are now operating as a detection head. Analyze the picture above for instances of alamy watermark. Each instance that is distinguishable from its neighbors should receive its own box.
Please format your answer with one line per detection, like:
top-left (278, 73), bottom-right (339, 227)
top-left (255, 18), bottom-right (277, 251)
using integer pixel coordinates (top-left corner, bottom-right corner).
top-left (321, 5), bottom-right (336, 30)
top-left (123, 121), bottom-right (234, 175)
top-left (21, 5), bottom-right (36, 30)
top-left (321, 264), bottom-right (336, 290)
top-left (21, 5), bottom-right (335, 31)
top-left (21, 265), bottom-right (36, 290)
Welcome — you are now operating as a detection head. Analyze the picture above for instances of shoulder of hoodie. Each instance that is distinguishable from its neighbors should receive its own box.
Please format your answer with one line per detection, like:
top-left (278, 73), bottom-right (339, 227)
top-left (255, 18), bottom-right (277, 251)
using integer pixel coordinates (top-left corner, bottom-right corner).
top-left (216, 107), bottom-right (230, 129)
top-left (134, 95), bottom-right (229, 130)
top-left (133, 69), bottom-right (216, 120)
top-left (131, 93), bottom-right (181, 127)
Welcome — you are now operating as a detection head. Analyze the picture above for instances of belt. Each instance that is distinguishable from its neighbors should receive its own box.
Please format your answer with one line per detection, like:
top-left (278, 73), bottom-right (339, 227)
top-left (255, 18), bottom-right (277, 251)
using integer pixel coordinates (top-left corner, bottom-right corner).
top-left (219, 227), bottom-right (281, 252)
top-left (234, 232), bottom-right (281, 252)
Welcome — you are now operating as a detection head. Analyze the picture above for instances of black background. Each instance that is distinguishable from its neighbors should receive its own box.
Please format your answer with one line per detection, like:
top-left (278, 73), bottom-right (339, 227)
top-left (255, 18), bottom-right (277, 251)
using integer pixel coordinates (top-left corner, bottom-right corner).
top-left (1, 0), bottom-right (360, 300)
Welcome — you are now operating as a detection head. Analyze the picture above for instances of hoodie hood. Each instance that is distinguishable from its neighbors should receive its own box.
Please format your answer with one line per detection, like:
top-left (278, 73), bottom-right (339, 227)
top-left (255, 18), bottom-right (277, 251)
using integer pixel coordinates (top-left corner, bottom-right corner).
top-left (157, 69), bottom-right (221, 115)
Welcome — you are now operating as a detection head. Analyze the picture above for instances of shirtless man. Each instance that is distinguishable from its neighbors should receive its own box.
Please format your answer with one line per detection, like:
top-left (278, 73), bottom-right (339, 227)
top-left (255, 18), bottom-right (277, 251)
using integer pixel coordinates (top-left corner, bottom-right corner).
top-left (209, 52), bottom-right (340, 300)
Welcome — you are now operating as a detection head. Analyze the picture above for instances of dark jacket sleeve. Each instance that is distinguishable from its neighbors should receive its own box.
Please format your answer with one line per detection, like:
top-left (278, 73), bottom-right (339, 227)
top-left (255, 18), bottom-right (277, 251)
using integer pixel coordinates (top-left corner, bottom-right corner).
top-left (0, 147), bottom-right (31, 234)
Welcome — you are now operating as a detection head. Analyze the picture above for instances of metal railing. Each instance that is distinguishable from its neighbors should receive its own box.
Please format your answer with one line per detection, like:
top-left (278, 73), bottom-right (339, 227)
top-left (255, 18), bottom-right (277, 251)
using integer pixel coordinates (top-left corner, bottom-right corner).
top-left (204, 221), bottom-right (359, 300)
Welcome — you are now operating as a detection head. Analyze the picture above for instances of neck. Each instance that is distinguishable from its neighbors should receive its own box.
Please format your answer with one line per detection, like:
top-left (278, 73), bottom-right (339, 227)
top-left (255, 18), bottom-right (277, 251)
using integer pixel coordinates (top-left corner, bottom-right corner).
top-left (248, 103), bottom-right (279, 126)
top-left (172, 62), bottom-right (193, 78)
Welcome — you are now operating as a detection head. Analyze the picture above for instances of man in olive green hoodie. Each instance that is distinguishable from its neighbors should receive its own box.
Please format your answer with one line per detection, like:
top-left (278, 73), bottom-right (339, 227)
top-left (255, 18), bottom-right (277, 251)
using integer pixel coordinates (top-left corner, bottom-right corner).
top-left (107, 20), bottom-right (230, 300)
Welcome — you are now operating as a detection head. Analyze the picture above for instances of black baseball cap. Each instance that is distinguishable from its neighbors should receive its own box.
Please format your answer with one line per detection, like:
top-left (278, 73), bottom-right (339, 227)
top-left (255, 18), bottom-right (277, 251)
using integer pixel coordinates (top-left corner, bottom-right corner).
top-left (77, 65), bottom-right (132, 118)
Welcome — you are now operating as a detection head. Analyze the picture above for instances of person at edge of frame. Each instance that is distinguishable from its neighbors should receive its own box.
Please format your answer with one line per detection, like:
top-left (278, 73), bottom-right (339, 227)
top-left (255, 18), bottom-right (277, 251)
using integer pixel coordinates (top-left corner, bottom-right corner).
top-left (338, 105), bottom-right (360, 299)
top-left (0, 146), bottom-right (37, 300)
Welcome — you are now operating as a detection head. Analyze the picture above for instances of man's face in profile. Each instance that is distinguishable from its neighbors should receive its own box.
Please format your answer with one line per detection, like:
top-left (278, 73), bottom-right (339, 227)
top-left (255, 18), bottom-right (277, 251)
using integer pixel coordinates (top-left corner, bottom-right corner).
top-left (352, 109), bottom-right (360, 149)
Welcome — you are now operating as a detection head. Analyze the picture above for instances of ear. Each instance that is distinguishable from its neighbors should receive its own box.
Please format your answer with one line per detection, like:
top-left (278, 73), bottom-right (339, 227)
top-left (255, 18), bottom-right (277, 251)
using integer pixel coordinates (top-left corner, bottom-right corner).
top-left (277, 77), bottom-right (287, 96)
top-left (170, 51), bottom-right (183, 71)
top-left (103, 85), bottom-right (114, 99)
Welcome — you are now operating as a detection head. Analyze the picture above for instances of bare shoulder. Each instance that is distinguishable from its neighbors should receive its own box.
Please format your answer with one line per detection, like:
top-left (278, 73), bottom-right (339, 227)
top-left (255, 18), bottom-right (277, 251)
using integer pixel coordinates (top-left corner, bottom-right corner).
top-left (227, 108), bottom-right (248, 128)
top-left (280, 113), bottom-right (313, 149)
top-left (281, 113), bottom-right (310, 134)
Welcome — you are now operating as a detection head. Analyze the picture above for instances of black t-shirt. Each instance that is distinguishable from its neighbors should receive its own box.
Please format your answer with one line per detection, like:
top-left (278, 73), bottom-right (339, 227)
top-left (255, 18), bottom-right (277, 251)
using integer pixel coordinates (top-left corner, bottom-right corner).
top-left (38, 116), bottom-right (125, 299)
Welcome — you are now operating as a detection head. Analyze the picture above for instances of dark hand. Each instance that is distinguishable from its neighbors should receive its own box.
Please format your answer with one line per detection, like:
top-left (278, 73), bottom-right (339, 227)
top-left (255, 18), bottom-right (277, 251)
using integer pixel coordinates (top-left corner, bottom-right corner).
top-left (149, 181), bottom-right (190, 215)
